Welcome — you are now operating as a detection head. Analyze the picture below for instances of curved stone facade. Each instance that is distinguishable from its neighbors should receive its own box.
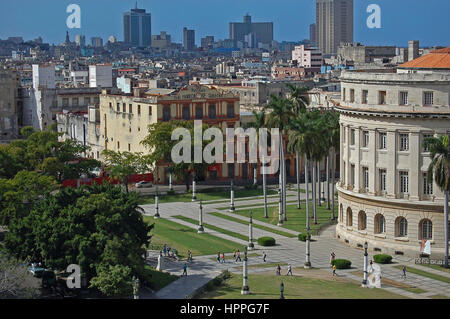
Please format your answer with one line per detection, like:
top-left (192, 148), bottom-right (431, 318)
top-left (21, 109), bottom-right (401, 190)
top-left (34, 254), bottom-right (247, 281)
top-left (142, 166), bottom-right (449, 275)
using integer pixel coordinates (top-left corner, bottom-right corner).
top-left (336, 69), bottom-right (450, 257)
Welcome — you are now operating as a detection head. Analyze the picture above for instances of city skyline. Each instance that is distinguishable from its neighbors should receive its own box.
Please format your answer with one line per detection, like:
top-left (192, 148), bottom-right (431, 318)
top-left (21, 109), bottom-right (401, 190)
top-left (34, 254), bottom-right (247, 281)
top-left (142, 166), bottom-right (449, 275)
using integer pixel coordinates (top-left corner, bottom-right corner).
top-left (0, 0), bottom-right (448, 47)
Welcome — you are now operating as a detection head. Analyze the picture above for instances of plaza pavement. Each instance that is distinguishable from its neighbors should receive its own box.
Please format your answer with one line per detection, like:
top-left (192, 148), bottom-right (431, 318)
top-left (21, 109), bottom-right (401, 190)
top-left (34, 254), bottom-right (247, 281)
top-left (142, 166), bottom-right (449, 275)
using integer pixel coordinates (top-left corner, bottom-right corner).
top-left (140, 189), bottom-right (450, 299)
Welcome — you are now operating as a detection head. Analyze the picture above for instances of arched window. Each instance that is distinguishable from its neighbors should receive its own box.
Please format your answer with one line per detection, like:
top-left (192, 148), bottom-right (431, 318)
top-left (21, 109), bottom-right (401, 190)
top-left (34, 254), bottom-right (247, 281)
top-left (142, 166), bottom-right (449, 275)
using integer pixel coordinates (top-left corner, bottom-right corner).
top-left (339, 204), bottom-right (343, 223)
top-left (346, 207), bottom-right (353, 227)
top-left (358, 211), bottom-right (367, 230)
top-left (395, 217), bottom-right (408, 237)
top-left (420, 219), bottom-right (433, 240)
top-left (374, 214), bottom-right (386, 234)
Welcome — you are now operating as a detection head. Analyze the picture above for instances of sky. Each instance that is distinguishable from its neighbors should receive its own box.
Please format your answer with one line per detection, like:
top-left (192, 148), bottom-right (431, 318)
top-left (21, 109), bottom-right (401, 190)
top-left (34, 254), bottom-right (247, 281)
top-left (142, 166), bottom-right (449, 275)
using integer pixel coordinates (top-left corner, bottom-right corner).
top-left (0, 0), bottom-right (448, 48)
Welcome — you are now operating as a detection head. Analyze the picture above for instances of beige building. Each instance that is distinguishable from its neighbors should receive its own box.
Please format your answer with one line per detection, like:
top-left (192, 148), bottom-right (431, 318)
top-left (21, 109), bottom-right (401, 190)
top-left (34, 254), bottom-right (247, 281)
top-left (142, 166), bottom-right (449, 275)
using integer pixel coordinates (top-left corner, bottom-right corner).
top-left (336, 48), bottom-right (450, 257)
top-left (0, 69), bottom-right (21, 143)
top-left (316, 0), bottom-right (354, 54)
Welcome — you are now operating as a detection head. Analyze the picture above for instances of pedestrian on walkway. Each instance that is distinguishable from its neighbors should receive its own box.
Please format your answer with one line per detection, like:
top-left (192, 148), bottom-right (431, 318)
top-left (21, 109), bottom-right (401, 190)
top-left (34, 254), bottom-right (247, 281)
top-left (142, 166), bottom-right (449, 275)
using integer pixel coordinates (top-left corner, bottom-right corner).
top-left (236, 249), bottom-right (241, 262)
top-left (217, 252), bottom-right (220, 263)
top-left (182, 263), bottom-right (187, 276)
top-left (233, 250), bottom-right (236, 260)
top-left (401, 266), bottom-right (407, 278)
top-left (221, 253), bottom-right (226, 263)
top-left (330, 252), bottom-right (335, 266)
top-left (276, 264), bottom-right (281, 276)
top-left (187, 250), bottom-right (192, 262)
top-left (163, 244), bottom-right (167, 256)
top-left (369, 260), bottom-right (373, 272)
top-left (263, 251), bottom-right (267, 262)
top-left (167, 245), bottom-right (171, 257)
top-left (332, 265), bottom-right (337, 276)
top-left (286, 264), bottom-right (292, 276)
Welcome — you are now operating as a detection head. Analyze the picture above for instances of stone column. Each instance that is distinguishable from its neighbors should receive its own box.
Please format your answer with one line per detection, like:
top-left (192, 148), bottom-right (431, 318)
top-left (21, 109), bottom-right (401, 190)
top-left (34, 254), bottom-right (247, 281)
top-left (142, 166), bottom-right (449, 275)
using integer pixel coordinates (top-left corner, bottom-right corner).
top-left (198, 200), bottom-right (204, 233)
top-left (241, 247), bottom-right (250, 295)
top-left (277, 188), bottom-right (283, 226)
top-left (409, 131), bottom-right (420, 201)
top-left (154, 188), bottom-right (160, 219)
top-left (304, 234), bottom-right (311, 269)
top-left (387, 130), bottom-right (397, 198)
top-left (229, 181), bottom-right (235, 212)
top-left (192, 179), bottom-right (197, 201)
top-left (263, 155), bottom-right (268, 218)
top-left (369, 129), bottom-right (377, 195)
top-left (253, 166), bottom-right (257, 186)
top-left (156, 253), bottom-right (163, 271)
top-left (248, 212), bottom-right (254, 250)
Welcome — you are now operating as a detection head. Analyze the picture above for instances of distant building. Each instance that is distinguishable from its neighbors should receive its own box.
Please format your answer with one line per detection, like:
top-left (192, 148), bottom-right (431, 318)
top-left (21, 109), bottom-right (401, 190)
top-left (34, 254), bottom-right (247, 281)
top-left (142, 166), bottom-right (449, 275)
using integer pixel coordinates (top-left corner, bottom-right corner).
top-left (89, 64), bottom-right (113, 88)
top-left (91, 37), bottom-right (104, 48)
top-left (151, 32), bottom-right (171, 50)
top-left (75, 35), bottom-right (86, 47)
top-left (123, 5), bottom-right (152, 47)
top-left (310, 23), bottom-right (316, 45)
top-left (292, 45), bottom-right (323, 68)
top-left (316, 0), bottom-right (354, 54)
top-left (408, 40), bottom-right (420, 61)
top-left (183, 27), bottom-right (195, 51)
top-left (337, 43), bottom-right (397, 64)
top-left (201, 36), bottom-right (215, 49)
top-left (0, 69), bottom-right (21, 142)
top-left (272, 66), bottom-right (320, 80)
top-left (32, 64), bottom-right (55, 89)
top-left (229, 14), bottom-right (273, 45)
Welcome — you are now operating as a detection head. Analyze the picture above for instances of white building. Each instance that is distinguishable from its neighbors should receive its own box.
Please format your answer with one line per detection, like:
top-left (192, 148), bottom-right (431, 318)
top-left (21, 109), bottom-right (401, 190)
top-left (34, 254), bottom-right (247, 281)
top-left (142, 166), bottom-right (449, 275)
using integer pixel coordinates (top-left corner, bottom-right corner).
top-left (336, 48), bottom-right (450, 257)
top-left (89, 64), bottom-right (113, 88)
top-left (292, 45), bottom-right (323, 68)
top-left (32, 64), bottom-right (55, 89)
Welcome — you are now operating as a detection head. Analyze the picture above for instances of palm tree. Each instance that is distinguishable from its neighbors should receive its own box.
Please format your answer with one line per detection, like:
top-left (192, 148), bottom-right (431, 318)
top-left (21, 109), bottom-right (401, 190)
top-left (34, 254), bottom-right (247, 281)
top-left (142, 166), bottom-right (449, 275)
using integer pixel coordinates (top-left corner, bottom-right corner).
top-left (244, 109), bottom-right (268, 218)
top-left (326, 111), bottom-right (340, 220)
top-left (424, 135), bottom-right (450, 268)
top-left (265, 95), bottom-right (294, 221)
top-left (287, 84), bottom-right (310, 209)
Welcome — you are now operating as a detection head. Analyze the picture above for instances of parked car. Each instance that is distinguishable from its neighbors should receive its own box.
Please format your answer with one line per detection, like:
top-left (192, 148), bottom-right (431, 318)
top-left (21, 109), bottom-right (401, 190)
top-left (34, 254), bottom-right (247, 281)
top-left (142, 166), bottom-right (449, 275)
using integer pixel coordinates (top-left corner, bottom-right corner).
top-left (136, 181), bottom-right (153, 188)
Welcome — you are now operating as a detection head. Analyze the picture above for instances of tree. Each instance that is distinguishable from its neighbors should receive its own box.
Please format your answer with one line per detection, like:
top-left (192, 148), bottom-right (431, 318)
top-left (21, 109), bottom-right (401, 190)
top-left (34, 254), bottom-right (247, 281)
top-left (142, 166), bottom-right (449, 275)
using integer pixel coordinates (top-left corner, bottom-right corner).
top-left (324, 111), bottom-right (340, 219)
top-left (102, 150), bottom-right (150, 193)
top-left (89, 264), bottom-right (133, 298)
top-left (424, 135), bottom-right (450, 268)
top-left (4, 183), bottom-right (153, 296)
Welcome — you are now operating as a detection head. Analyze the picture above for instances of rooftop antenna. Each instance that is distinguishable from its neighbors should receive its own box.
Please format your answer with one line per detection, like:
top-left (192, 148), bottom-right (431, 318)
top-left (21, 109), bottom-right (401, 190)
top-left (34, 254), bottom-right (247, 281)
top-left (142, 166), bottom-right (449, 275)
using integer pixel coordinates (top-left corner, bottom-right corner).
top-left (135, 1), bottom-right (138, 9)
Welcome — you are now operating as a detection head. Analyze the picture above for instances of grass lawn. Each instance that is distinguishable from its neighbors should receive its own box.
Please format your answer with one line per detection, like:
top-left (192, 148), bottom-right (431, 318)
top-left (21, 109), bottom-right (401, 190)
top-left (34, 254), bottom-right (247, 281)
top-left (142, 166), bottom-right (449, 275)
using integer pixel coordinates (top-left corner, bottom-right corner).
top-left (236, 262), bottom-right (289, 271)
top-left (230, 203), bottom-right (337, 234)
top-left (143, 265), bottom-right (178, 291)
top-left (144, 216), bottom-right (242, 258)
top-left (173, 215), bottom-right (249, 242)
top-left (351, 271), bottom-right (427, 294)
top-left (419, 263), bottom-right (450, 274)
top-left (199, 273), bottom-right (407, 299)
top-left (209, 212), bottom-right (297, 238)
top-left (430, 295), bottom-right (450, 299)
top-left (139, 188), bottom-right (277, 205)
top-left (394, 265), bottom-right (450, 284)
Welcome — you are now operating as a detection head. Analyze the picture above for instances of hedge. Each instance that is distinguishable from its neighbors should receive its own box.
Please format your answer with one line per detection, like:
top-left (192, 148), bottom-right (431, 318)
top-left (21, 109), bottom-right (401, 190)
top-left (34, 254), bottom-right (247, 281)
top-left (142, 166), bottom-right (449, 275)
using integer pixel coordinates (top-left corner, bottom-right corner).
top-left (331, 259), bottom-right (352, 269)
top-left (373, 254), bottom-right (392, 264)
top-left (257, 237), bottom-right (276, 246)
top-left (298, 233), bottom-right (310, 242)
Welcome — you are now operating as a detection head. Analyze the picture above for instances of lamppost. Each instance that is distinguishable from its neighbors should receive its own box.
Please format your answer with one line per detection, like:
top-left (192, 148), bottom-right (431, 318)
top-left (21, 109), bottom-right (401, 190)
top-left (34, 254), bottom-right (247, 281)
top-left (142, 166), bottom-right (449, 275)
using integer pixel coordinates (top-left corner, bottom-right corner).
top-left (262, 155), bottom-right (268, 218)
top-left (169, 172), bottom-right (173, 191)
top-left (362, 241), bottom-right (368, 287)
top-left (198, 200), bottom-right (204, 234)
top-left (280, 281), bottom-right (285, 299)
top-left (277, 188), bottom-right (283, 226)
top-left (154, 186), bottom-right (160, 219)
top-left (132, 275), bottom-right (140, 299)
top-left (248, 212), bottom-right (254, 251)
top-left (241, 246), bottom-right (250, 295)
top-left (304, 233), bottom-right (311, 269)
top-left (192, 178), bottom-right (197, 201)
top-left (229, 180), bottom-right (235, 212)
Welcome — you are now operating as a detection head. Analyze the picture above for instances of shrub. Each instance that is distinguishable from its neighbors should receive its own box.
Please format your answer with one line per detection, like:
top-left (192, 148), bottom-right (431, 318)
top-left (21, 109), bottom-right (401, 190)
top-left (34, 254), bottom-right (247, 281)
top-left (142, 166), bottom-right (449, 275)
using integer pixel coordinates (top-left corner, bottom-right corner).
top-left (331, 259), bottom-right (352, 269)
top-left (298, 233), bottom-right (310, 242)
top-left (244, 184), bottom-right (258, 190)
top-left (373, 254), bottom-right (392, 264)
top-left (166, 190), bottom-right (175, 195)
top-left (257, 237), bottom-right (276, 246)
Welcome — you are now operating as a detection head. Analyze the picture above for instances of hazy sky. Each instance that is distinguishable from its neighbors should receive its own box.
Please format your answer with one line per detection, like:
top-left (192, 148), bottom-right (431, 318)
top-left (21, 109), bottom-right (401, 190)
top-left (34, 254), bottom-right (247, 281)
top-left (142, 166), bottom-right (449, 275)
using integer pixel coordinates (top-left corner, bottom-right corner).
top-left (0, 0), bottom-right (448, 47)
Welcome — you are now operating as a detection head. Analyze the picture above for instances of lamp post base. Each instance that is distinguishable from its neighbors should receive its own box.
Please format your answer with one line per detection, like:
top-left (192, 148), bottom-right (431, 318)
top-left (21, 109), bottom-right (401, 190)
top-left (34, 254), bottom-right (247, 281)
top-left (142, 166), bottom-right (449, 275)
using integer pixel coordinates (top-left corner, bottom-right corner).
top-left (304, 262), bottom-right (312, 269)
top-left (241, 287), bottom-right (250, 295)
top-left (198, 227), bottom-right (204, 234)
top-left (154, 214), bottom-right (160, 219)
top-left (229, 207), bottom-right (235, 212)
top-left (248, 244), bottom-right (254, 251)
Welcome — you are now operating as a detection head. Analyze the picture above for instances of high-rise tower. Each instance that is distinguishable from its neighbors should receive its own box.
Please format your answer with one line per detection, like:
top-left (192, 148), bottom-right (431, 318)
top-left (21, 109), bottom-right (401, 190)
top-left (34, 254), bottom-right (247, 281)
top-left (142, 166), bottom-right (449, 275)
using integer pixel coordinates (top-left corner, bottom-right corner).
top-left (123, 4), bottom-right (152, 47)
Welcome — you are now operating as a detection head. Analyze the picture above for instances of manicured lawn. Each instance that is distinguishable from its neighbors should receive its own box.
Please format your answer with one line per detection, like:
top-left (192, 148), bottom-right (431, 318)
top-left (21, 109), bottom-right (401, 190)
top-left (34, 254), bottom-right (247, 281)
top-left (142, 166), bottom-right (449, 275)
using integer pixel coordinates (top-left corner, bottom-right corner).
top-left (351, 271), bottom-right (427, 294)
top-left (142, 265), bottom-right (178, 291)
top-left (173, 215), bottom-right (249, 242)
top-left (139, 188), bottom-right (277, 204)
top-left (199, 273), bottom-right (407, 299)
top-left (430, 295), bottom-right (450, 299)
top-left (419, 263), bottom-right (450, 274)
top-left (230, 203), bottom-right (337, 234)
top-left (144, 216), bottom-right (243, 258)
top-left (394, 265), bottom-right (450, 284)
top-left (209, 212), bottom-right (297, 238)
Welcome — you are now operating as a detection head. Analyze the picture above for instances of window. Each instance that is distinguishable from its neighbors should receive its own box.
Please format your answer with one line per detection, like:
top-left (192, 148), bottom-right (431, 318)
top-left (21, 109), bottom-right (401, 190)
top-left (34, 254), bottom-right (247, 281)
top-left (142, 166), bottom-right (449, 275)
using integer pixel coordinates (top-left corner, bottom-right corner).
top-left (358, 211), bottom-right (367, 230)
top-left (362, 131), bottom-right (369, 147)
top-left (182, 105), bottom-right (190, 120)
top-left (400, 92), bottom-right (408, 106)
top-left (420, 219), bottom-right (433, 240)
top-left (346, 207), bottom-right (353, 227)
top-left (123, 103), bottom-right (126, 113)
top-left (227, 103), bottom-right (235, 118)
top-left (196, 105), bottom-right (203, 120)
top-left (350, 89), bottom-right (355, 103)
top-left (129, 104), bottom-right (133, 114)
top-left (84, 97), bottom-right (91, 105)
top-left (423, 173), bottom-right (433, 195)
top-left (380, 169), bottom-right (387, 192)
top-left (375, 214), bottom-right (386, 234)
top-left (363, 167), bottom-right (369, 191)
top-left (117, 103), bottom-right (120, 112)
top-left (72, 98), bottom-right (79, 107)
top-left (400, 171), bottom-right (409, 194)
top-left (342, 88), bottom-right (346, 101)
top-left (149, 106), bottom-right (152, 116)
top-left (117, 141), bottom-right (120, 149)
top-left (379, 132), bottom-right (387, 149)
top-left (163, 106), bottom-right (170, 121)
top-left (379, 91), bottom-right (386, 104)
top-left (399, 134), bottom-right (409, 151)
top-left (138, 105), bottom-right (141, 116)
top-left (396, 217), bottom-right (408, 237)
top-left (350, 129), bottom-right (355, 145)
top-left (424, 92), bottom-right (434, 106)
top-left (339, 204), bottom-right (344, 222)
top-left (362, 90), bottom-right (368, 104)
top-left (208, 104), bottom-right (216, 119)
top-left (423, 134), bottom-right (433, 152)
top-left (228, 163), bottom-right (235, 178)
top-left (63, 98), bottom-right (69, 107)
top-left (128, 144), bottom-right (131, 152)
top-left (350, 164), bottom-right (355, 187)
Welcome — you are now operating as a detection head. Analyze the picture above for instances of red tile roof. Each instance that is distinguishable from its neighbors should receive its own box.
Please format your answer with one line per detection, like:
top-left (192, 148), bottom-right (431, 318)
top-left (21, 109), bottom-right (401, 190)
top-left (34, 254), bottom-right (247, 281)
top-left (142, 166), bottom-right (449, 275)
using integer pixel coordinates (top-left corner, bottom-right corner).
top-left (399, 47), bottom-right (450, 69)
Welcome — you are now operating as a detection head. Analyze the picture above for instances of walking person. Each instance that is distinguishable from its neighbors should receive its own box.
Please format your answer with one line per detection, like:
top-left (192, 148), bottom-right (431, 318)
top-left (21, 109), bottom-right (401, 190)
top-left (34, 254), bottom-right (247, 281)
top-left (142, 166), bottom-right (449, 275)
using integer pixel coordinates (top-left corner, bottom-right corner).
top-left (276, 264), bottom-right (281, 276)
top-left (263, 251), bottom-right (267, 262)
top-left (330, 252), bottom-right (336, 267)
top-left (217, 252), bottom-right (220, 263)
top-left (286, 264), bottom-right (292, 276)
top-left (221, 253), bottom-right (226, 263)
top-left (182, 263), bottom-right (188, 276)
top-left (401, 266), bottom-right (407, 278)
top-left (236, 249), bottom-right (241, 262)
top-left (163, 244), bottom-right (167, 257)
top-left (167, 245), bottom-right (171, 257)
top-left (233, 249), bottom-right (236, 260)
top-left (332, 264), bottom-right (337, 276)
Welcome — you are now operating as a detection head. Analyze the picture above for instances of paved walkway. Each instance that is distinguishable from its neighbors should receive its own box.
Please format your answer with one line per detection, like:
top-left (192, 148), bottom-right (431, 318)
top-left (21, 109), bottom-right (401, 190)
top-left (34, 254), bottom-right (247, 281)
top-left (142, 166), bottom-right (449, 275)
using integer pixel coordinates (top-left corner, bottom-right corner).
top-left (140, 190), bottom-right (450, 299)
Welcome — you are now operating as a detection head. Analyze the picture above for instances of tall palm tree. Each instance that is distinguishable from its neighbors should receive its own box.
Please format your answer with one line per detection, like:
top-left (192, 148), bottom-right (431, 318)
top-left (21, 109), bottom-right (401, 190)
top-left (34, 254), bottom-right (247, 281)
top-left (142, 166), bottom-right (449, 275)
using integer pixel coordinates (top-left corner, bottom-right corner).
top-left (287, 84), bottom-right (310, 210)
top-left (424, 135), bottom-right (450, 268)
top-left (326, 111), bottom-right (340, 220)
top-left (265, 95), bottom-right (294, 221)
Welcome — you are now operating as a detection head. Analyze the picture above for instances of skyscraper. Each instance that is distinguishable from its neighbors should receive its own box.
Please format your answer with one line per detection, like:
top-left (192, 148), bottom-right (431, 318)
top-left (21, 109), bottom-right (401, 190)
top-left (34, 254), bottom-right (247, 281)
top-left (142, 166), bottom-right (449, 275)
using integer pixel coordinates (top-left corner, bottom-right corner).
top-left (123, 4), bottom-right (152, 47)
top-left (183, 27), bottom-right (195, 51)
top-left (316, 0), bottom-right (353, 54)
top-left (309, 23), bottom-right (316, 45)
top-left (229, 14), bottom-right (273, 45)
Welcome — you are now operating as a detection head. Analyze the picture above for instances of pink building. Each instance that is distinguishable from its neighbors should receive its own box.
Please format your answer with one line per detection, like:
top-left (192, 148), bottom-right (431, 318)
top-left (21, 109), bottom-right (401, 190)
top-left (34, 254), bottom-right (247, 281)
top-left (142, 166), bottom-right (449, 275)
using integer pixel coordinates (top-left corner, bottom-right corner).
top-left (292, 45), bottom-right (323, 68)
